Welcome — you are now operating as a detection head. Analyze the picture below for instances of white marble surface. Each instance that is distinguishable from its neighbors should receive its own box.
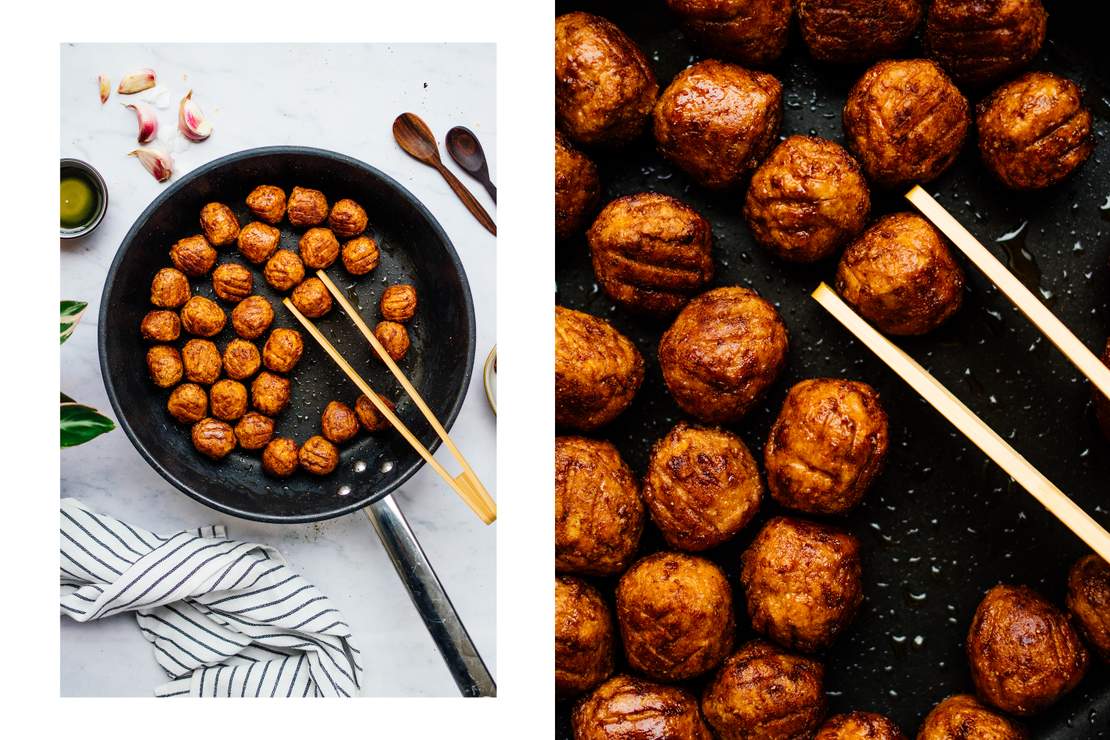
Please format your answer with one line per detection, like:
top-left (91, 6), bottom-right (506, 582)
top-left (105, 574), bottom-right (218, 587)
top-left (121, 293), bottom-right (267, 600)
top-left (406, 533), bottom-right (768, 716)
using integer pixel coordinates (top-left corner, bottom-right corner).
top-left (59, 43), bottom-right (496, 697)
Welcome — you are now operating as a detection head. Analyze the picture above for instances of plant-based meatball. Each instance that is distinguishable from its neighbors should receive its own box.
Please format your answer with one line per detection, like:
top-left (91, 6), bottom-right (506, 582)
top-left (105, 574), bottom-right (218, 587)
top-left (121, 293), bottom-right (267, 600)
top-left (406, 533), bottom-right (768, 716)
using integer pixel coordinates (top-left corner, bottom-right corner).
top-left (150, 267), bottom-right (190, 309)
top-left (167, 383), bottom-right (208, 424)
top-left (843, 59), bottom-right (969, 188)
top-left (977, 72), bottom-right (1094, 191)
top-left (380, 285), bottom-right (418, 322)
top-left (181, 338), bottom-right (222, 385)
top-left (744, 135), bottom-right (871, 263)
top-left (835, 213), bottom-right (965, 336)
top-left (299, 435), bottom-right (339, 475)
top-left (342, 235), bottom-right (380, 276)
top-left (355, 393), bottom-right (396, 432)
top-left (262, 328), bottom-right (304, 373)
top-left (658, 286), bottom-right (788, 424)
top-left (374, 321), bottom-right (410, 361)
top-left (555, 131), bottom-right (601, 242)
top-left (798, 0), bottom-right (922, 64)
top-left (328, 198), bottom-right (368, 239)
top-left (1066, 554), bottom-right (1110, 663)
top-left (141, 310), bottom-right (181, 342)
top-left (321, 400), bottom-right (360, 444)
top-left (616, 551), bottom-right (734, 681)
top-left (222, 338), bottom-right (261, 380)
top-left (588, 192), bottom-right (714, 315)
top-left (702, 640), bottom-right (827, 739)
top-left (1096, 340), bottom-right (1110, 442)
top-left (555, 576), bottom-right (615, 699)
top-left (765, 379), bottom-right (889, 515)
top-left (653, 60), bottom-right (782, 190)
top-left (926, 0), bottom-right (1047, 86)
top-left (246, 185), bottom-right (286, 225)
top-left (146, 345), bottom-right (183, 388)
top-left (286, 186), bottom-right (328, 227)
top-left (555, 436), bottom-right (644, 576)
top-left (261, 437), bottom-right (299, 477)
top-left (298, 227), bottom-right (340, 269)
top-left (741, 516), bottom-right (863, 652)
top-left (555, 306), bottom-right (644, 430)
top-left (170, 234), bottom-right (217, 277)
top-left (291, 277), bottom-right (332, 319)
top-left (199, 202), bottom-right (240, 246)
top-left (967, 584), bottom-right (1089, 715)
top-left (211, 262), bottom-right (253, 303)
top-left (181, 295), bottom-right (227, 337)
top-left (234, 411), bottom-right (274, 450)
top-left (555, 12), bottom-right (659, 147)
top-left (817, 711), bottom-right (906, 740)
top-left (264, 249), bottom-right (306, 292)
top-left (237, 221), bottom-right (280, 265)
top-left (251, 371), bottom-right (291, 416)
top-left (209, 379), bottom-right (248, 421)
top-left (573, 675), bottom-right (712, 740)
top-left (191, 417), bottom-right (236, 460)
top-left (667, 0), bottom-right (790, 66)
top-left (917, 694), bottom-right (1026, 740)
top-left (231, 295), bottom-right (274, 340)
top-left (642, 422), bottom-right (762, 551)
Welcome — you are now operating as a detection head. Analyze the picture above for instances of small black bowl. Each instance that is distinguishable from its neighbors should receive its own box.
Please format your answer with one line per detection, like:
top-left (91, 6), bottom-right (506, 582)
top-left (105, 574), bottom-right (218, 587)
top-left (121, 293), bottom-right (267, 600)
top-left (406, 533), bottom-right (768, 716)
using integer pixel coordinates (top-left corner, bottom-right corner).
top-left (60, 158), bottom-right (109, 239)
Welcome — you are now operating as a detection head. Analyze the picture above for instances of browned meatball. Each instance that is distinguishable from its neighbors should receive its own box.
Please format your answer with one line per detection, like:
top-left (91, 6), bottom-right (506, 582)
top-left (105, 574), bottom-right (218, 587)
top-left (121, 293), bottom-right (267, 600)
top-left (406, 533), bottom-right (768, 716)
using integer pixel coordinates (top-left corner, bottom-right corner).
top-left (341, 235), bottom-right (380, 276)
top-left (977, 72), bottom-right (1094, 191)
top-left (1097, 339), bottom-right (1110, 442)
top-left (917, 694), bottom-right (1026, 740)
top-left (299, 435), bottom-right (339, 475)
top-left (170, 234), bottom-right (217, 277)
top-left (555, 436), bottom-right (644, 576)
top-left (231, 295), bottom-right (274, 340)
top-left (744, 135), bottom-right (871, 263)
top-left (150, 268), bottom-right (190, 309)
top-left (765, 379), bottom-right (889, 515)
top-left (167, 383), bottom-right (207, 424)
top-left (191, 417), bottom-right (236, 460)
top-left (555, 306), bottom-right (644, 430)
top-left (291, 277), bottom-right (332, 319)
top-left (926, 0), bottom-right (1047, 86)
top-left (835, 213), bottom-right (965, 336)
top-left (587, 192), bottom-right (714, 315)
top-left (555, 576), bottom-right (614, 698)
top-left (616, 551), bottom-right (734, 681)
top-left (967, 584), bottom-right (1089, 716)
top-left (555, 130), bottom-right (600, 241)
top-left (798, 0), bottom-right (922, 63)
top-left (246, 185), bottom-right (286, 225)
top-left (658, 286), bottom-right (788, 424)
top-left (355, 393), bottom-right (396, 432)
top-left (262, 328), bottom-right (304, 373)
top-left (146, 345), bottom-right (183, 388)
top-left (264, 249), bottom-right (305, 292)
top-left (321, 400), bottom-right (360, 444)
top-left (642, 422), bottom-right (762, 551)
top-left (222, 339), bottom-right (261, 380)
top-left (702, 640), bottom-right (827, 740)
top-left (181, 295), bottom-right (227, 337)
top-left (141, 310), bottom-right (181, 342)
top-left (287, 186), bottom-right (328, 227)
top-left (199, 202), bottom-right (240, 246)
top-left (237, 221), bottom-right (281, 265)
top-left (740, 517), bottom-right (863, 652)
top-left (665, 0), bottom-right (791, 66)
top-left (234, 412), bottom-right (274, 450)
top-left (261, 437), bottom-right (299, 477)
top-left (1066, 554), bottom-right (1110, 663)
top-left (181, 338), bottom-right (221, 385)
top-left (251, 371), bottom-right (291, 416)
top-left (209, 379), bottom-right (248, 421)
top-left (328, 198), bottom-right (368, 239)
top-left (817, 711), bottom-right (906, 740)
top-left (555, 12), bottom-right (659, 147)
top-left (211, 262), bottom-right (253, 303)
top-left (298, 227), bottom-right (340, 269)
top-left (380, 285), bottom-right (417, 322)
top-left (573, 675), bottom-right (712, 740)
top-left (374, 321), bottom-right (410, 361)
top-left (653, 60), bottom-right (782, 190)
top-left (843, 59), bottom-right (969, 188)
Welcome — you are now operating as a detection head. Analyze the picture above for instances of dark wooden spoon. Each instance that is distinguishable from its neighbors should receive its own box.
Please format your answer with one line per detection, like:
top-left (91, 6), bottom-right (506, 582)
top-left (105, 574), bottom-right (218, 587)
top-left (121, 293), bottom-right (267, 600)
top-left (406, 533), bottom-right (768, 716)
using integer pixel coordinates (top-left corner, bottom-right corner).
top-left (392, 113), bottom-right (496, 236)
top-left (446, 126), bottom-right (497, 205)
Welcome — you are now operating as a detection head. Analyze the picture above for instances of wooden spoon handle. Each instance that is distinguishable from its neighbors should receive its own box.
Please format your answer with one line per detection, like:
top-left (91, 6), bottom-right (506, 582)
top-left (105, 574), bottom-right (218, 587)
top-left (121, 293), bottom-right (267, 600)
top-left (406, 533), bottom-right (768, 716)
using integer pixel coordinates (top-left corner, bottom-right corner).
top-left (434, 162), bottom-right (497, 236)
top-left (478, 175), bottom-right (497, 205)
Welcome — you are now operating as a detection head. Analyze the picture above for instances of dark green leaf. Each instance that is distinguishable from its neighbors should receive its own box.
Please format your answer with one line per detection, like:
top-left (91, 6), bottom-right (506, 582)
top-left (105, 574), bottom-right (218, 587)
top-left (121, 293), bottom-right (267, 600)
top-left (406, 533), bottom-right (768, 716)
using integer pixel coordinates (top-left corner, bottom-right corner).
top-left (61, 300), bottom-right (88, 345)
top-left (61, 401), bottom-right (115, 447)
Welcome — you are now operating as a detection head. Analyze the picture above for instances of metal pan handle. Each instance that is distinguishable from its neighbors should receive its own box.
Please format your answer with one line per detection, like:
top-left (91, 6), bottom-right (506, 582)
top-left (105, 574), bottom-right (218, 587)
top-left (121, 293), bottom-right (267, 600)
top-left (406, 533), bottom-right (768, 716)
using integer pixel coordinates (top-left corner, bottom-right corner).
top-left (366, 494), bottom-right (496, 697)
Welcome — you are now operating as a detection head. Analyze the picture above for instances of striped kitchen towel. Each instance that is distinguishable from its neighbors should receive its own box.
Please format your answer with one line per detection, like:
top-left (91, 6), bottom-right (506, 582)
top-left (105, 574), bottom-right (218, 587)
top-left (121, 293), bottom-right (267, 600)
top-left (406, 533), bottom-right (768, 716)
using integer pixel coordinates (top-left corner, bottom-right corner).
top-left (60, 498), bottom-right (361, 697)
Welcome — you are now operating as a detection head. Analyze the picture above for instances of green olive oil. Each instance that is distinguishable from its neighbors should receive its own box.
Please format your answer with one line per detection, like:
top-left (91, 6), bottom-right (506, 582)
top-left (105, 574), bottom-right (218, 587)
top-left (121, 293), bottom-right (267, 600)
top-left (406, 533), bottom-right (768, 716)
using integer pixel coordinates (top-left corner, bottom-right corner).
top-left (60, 172), bottom-right (98, 229)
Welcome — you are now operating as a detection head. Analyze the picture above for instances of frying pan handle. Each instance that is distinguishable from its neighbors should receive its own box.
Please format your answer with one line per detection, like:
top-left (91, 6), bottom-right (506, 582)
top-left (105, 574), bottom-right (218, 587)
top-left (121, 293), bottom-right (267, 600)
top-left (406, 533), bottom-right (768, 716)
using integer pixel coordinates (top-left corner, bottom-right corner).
top-left (366, 495), bottom-right (496, 697)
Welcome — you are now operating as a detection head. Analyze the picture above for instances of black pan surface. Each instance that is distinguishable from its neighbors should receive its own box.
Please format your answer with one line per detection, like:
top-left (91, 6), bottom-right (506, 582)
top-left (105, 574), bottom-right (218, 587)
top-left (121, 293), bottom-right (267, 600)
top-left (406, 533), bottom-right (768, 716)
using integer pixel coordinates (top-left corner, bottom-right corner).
top-left (100, 147), bottom-right (475, 524)
top-left (556, 2), bottom-right (1109, 737)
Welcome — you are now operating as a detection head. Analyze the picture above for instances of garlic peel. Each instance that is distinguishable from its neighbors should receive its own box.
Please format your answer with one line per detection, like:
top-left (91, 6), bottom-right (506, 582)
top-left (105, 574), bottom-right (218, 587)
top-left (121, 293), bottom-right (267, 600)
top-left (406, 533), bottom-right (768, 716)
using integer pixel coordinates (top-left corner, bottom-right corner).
top-left (118, 68), bottom-right (156, 94)
top-left (124, 102), bottom-right (158, 143)
top-left (98, 74), bottom-right (110, 104)
top-left (130, 147), bottom-right (173, 182)
top-left (178, 90), bottom-right (212, 141)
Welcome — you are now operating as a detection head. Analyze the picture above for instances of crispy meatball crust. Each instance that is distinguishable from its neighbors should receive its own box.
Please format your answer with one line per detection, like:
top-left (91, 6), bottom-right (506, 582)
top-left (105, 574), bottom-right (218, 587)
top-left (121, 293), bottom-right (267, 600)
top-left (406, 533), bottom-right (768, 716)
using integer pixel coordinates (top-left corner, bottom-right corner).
top-left (211, 262), bottom-right (253, 303)
top-left (977, 72), bottom-right (1094, 191)
top-left (1066, 554), bottom-right (1110, 663)
top-left (181, 295), bottom-right (227, 337)
top-left (209, 379), bottom-right (248, 421)
top-left (555, 12), bottom-right (659, 147)
top-left (653, 60), bottom-right (782, 190)
top-left (967, 585), bottom-right (1089, 715)
top-left (917, 694), bottom-right (1026, 740)
top-left (1097, 340), bottom-right (1110, 442)
top-left (587, 192), bottom-right (714, 315)
top-left (555, 131), bottom-right (601, 241)
top-left (926, 0), bottom-right (1047, 86)
top-left (261, 437), bottom-right (299, 477)
top-left (817, 711), bottom-right (906, 740)
top-left (555, 306), bottom-right (644, 430)
top-left (843, 59), bottom-right (969, 188)
top-left (616, 551), bottom-right (734, 681)
top-left (287, 186), bottom-right (328, 228)
top-left (181, 338), bottom-right (222, 385)
top-left (573, 675), bottom-right (713, 740)
top-left (665, 0), bottom-right (791, 66)
top-left (555, 436), bottom-right (644, 576)
top-left (740, 516), bottom-right (863, 652)
top-left (798, 0), bottom-right (922, 64)
top-left (234, 412), bottom-right (274, 450)
top-left (231, 295), bottom-right (274, 340)
top-left (170, 234), bottom-right (217, 277)
top-left (555, 576), bottom-right (615, 699)
top-left (836, 213), bottom-right (965, 336)
top-left (328, 198), bottom-right (368, 239)
top-left (246, 185), bottom-right (286, 225)
top-left (298, 227), bottom-right (340, 269)
top-left (321, 400), bottom-right (360, 444)
top-left (141, 310), bottom-right (181, 342)
top-left (642, 422), bottom-right (762, 551)
top-left (765, 379), bottom-right (889, 515)
top-left (744, 135), bottom-right (871, 263)
top-left (167, 383), bottom-right (207, 424)
top-left (342, 235), bottom-right (380, 276)
top-left (251, 371), bottom-right (292, 416)
top-left (355, 393), bottom-right (396, 432)
top-left (222, 339), bottom-right (261, 380)
top-left (150, 268), bottom-right (190, 309)
top-left (199, 202), bottom-right (240, 246)
top-left (702, 640), bottom-right (827, 740)
top-left (191, 418), bottom-right (236, 460)
top-left (146, 345), bottom-right (183, 388)
top-left (374, 321), bottom-right (410, 361)
top-left (236, 221), bottom-right (281, 265)
top-left (299, 435), bottom-right (339, 475)
top-left (658, 286), bottom-right (788, 424)
top-left (291, 277), bottom-right (333, 319)
top-left (262, 328), bottom-right (304, 373)
top-left (380, 285), bottom-right (417, 322)
top-left (264, 249), bottom-right (306, 292)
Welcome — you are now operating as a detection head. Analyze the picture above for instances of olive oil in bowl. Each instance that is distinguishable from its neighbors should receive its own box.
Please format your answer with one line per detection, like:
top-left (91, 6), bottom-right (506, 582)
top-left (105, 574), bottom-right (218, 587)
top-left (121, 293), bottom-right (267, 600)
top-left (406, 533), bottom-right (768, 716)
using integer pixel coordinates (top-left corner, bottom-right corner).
top-left (60, 159), bottom-right (108, 238)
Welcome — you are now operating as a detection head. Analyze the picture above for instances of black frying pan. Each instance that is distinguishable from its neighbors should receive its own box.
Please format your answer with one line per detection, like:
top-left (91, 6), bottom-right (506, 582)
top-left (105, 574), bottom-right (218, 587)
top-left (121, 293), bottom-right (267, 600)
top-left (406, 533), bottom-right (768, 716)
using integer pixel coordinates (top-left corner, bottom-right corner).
top-left (98, 146), bottom-right (494, 697)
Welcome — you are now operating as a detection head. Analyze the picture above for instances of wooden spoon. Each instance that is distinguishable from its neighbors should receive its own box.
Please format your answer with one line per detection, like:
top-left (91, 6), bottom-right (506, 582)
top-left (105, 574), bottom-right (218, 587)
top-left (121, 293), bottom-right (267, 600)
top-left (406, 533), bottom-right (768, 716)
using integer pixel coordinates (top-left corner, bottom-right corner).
top-left (446, 126), bottom-right (497, 204)
top-left (393, 113), bottom-right (496, 236)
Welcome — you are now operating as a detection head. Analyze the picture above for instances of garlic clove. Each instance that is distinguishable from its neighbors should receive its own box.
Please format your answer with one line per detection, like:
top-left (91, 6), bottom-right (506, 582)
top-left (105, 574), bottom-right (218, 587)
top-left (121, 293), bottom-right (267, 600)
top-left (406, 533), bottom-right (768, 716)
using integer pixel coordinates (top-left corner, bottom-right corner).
top-left (124, 102), bottom-right (158, 143)
top-left (98, 74), bottom-right (110, 104)
top-left (178, 89), bottom-right (212, 142)
top-left (129, 147), bottom-right (173, 182)
top-left (117, 68), bottom-right (156, 94)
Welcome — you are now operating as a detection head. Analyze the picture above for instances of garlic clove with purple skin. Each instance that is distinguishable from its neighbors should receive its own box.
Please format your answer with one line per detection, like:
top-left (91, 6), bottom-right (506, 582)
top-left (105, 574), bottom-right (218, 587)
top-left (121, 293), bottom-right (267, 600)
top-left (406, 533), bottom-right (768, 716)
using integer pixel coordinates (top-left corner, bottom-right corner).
top-left (129, 147), bottom-right (173, 182)
top-left (118, 68), bottom-right (156, 94)
top-left (124, 102), bottom-right (158, 143)
top-left (178, 90), bottom-right (212, 141)
top-left (98, 74), bottom-right (110, 104)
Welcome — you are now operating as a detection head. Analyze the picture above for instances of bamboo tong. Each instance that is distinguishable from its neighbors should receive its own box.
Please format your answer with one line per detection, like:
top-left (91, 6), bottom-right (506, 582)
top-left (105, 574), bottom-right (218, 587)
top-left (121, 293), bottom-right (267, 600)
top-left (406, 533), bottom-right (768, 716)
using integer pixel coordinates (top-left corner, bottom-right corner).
top-left (283, 270), bottom-right (496, 525)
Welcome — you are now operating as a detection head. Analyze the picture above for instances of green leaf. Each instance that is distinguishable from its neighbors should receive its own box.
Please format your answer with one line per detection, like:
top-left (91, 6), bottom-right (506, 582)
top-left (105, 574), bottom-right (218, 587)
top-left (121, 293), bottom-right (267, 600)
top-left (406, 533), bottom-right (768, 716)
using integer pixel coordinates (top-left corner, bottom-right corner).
top-left (61, 400), bottom-right (115, 447)
top-left (61, 300), bottom-right (88, 345)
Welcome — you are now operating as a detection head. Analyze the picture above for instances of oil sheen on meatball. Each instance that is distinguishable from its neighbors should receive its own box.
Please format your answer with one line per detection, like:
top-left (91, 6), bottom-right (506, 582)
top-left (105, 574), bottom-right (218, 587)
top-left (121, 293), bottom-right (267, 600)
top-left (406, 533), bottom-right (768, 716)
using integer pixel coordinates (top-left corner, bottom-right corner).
top-left (555, 306), bottom-right (644, 431)
top-left (170, 234), bottom-right (217, 277)
top-left (798, 0), bottom-right (922, 64)
top-left (555, 130), bottom-right (601, 241)
top-left (665, 0), bottom-right (791, 67)
top-left (572, 675), bottom-right (712, 740)
top-left (246, 185), bottom-right (286, 225)
top-left (1066, 554), bottom-right (1110, 663)
top-left (917, 694), bottom-right (1026, 740)
top-left (199, 202), bottom-right (240, 246)
top-left (555, 576), bottom-right (615, 699)
top-left (816, 711), bottom-right (906, 740)
top-left (180, 296), bottom-right (227, 337)
top-left (926, 0), bottom-right (1047, 86)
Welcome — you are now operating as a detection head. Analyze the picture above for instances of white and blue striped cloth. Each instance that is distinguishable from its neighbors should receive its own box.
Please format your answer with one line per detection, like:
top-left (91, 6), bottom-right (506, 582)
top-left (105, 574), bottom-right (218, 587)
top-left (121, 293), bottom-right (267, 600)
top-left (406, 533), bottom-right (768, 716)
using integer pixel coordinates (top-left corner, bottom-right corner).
top-left (60, 498), bottom-right (362, 697)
